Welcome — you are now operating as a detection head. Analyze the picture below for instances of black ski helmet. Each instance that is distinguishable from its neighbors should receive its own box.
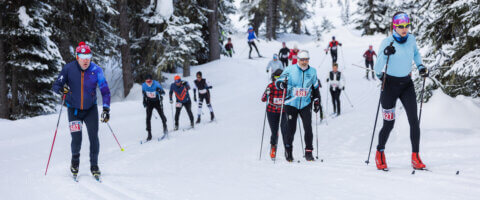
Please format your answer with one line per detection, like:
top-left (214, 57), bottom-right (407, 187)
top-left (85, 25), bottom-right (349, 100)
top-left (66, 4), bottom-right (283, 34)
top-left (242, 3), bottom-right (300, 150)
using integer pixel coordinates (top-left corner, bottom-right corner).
top-left (332, 36), bottom-right (336, 40)
top-left (271, 69), bottom-right (283, 81)
top-left (196, 71), bottom-right (202, 77)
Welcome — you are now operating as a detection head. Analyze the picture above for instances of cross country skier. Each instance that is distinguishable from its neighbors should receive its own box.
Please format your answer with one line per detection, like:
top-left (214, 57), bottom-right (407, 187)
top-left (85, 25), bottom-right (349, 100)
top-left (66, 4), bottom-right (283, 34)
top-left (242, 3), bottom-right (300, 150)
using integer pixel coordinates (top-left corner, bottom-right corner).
top-left (52, 41), bottom-right (110, 179)
top-left (276, 50), bottom-right (321, 162)
top-left (363, 45), bottom-right (377, 80)
top-left (261, 69), bottom-right (287, 160)
top-left (142, 74), bottom-right (168, 141)
top-left (325, 36), bottom-right (342, 64)
top-left (278, 42), bottom-right (290, 67)
top-left (266, 54), bottom-right (284, 74)
top-left (374, 12), bottom-right (428, 171)
top-left (225, 38), bottom-right (234, 57)
top-left (193, 71), bottom-right (215, 123)
top-left (288, 44), bottom-right (300, 65)
top-left (169, 75), bottom-right (195, 130)
top-left (326, 63), bottom-right (345, 116)
top-left (247, 26), bottom-right (262, 59)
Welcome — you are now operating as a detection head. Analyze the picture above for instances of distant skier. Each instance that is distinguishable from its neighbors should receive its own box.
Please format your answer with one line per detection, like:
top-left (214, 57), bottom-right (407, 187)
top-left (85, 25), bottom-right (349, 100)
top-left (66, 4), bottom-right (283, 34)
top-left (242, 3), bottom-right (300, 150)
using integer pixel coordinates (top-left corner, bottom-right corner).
top-left (266, 54), bottom-right (284, 74)
top-left (193, 71), bottom-right (215, 123)
top-left (225, 38), bottom-right (234, 57)
top-left (276, 50), bottom-right (321, 162)
top-left (247, 26), bottom-right (262, 59)
top-left (142, 74), bottom-right (168, 141)
top-left (374, 12), bottom-right (428, 171)
top-left (278, 42), bottom-right (290, 67)
top-left (325, 36), bottom-right (342, 64)
top-left (288, 44), bottom-right (300, 65)
top-left (261, 69), bottom-right (287, 160)
top-left (326, 63), bottom-right (345, 116)
top-left (363, 45), bottom-right (377, 80)
top-left (169, 75), bottom-right (195, 130)
top-left (52, 41), bottom-right (110, 178)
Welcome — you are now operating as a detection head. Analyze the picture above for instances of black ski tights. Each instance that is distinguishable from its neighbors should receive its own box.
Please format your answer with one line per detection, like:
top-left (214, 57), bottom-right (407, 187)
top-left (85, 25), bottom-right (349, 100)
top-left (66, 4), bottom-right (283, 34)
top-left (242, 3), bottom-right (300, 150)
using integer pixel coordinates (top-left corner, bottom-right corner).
top-left (330, 88), bottom-right (341, 114)
top-left (283, 104), bottom-right (313, 150)
top-left (175, 100), bottom-right (194, 125)
top-left (248, 41), bottom-right (260, 57)
top-left (266, 112), bottom-right (287, 146)
top-left (377, 75), bottom-right (421, 152)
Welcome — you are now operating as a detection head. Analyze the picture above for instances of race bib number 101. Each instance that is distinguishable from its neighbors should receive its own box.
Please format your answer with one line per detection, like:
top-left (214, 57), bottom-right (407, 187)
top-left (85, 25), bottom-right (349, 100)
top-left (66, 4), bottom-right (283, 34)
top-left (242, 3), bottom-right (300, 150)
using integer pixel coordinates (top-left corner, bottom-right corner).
top-left (294, 88), bottom-right (308, 97)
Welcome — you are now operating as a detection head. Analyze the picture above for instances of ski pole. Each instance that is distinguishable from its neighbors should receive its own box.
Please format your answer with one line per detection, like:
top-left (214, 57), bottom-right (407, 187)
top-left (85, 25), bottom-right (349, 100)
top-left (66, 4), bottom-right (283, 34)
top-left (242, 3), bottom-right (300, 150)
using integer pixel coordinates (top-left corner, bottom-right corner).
top-left (343, 90), bottom-right (354, 108)
top-left (341, 46), bottom-right (347, 69)
top-left (170, 102), bottom-right (175, 128)
top-left (418, 77), bottom-right (426, 125)
top-left (318, 54), bottom-right (328, 69)
top-left (315, 110), bottom-right (319, 160)
top-left (365, 42), bottom-right (394, 165)
top-left (325, 86), bottom-right (329, 126)
top-left (106, 122), bottom-right (124, 151)
top-left (273, 77), bottom-right (287, 164)
top-left (45, 94), bottom-right (66, 176)
top-left (258, 95), bottom-right (269, 160)
top-left (352, 63), bottom-right (375, 72)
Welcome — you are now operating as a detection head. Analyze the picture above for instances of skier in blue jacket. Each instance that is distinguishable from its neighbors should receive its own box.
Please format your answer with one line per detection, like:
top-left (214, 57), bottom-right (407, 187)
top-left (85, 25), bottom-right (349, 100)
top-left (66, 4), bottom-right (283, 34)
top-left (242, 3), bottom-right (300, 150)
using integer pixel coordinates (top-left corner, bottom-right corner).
top-left (247, 26), bottom-right (262, 59)
top-left (275, 50), bottom-right (321, 162)
top-left (373, 12), bottom-right (428, 171)
top-left (142, 74), bottom-right (168, 140)
top-left (52, 41), bottom-right (110, 178)
top-left (169, 75), bottom-right (194, 130)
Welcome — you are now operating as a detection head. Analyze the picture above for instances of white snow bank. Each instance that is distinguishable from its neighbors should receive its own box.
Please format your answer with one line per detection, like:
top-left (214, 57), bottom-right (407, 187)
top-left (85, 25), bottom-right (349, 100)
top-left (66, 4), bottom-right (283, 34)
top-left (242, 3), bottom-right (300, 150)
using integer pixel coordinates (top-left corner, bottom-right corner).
top-left (18, 6), bottom-right (32, 27)
top-left (156, 0), bottom-right (173, 18)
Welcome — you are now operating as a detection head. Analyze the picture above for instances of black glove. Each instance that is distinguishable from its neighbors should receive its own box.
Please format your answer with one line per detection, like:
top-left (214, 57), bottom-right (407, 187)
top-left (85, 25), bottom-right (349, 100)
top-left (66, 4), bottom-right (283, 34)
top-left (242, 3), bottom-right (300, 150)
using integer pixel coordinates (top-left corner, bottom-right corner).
top-left (320, 106), bottom-right (324, 120)
top-left (418, 65), bottom-right (429, 77)
top-left (342, 86), bottom-right (345, 91)
top-left (208, 86), bottom-right (213, 89)
top-left (339, 43), bottom-right (342, 46)
top-left (266, 70), bottom-right (269, 73)
top-left (194, 95), bottom-right (197, 102)
top-left (182, 81), bottom-right (187, 86)
top-left (384, 45), bottom-right (396, 56)
top-left (143, 99), bottom-right (147, 108)
top-left (101, 107), bottom-right (110, 123)
top-left (169, 99), bottom-right (173, 104)
top-left (279, 81), bottom-right (288, 90)
top-left (313, 98), bottom-right (320, 113)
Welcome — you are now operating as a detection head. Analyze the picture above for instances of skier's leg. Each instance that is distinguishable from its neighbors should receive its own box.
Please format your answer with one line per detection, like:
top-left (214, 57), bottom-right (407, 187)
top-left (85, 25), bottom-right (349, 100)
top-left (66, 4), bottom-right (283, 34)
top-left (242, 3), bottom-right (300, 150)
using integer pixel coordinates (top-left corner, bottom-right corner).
top-left (155, 101), bottom-right (168, 126)
top-left (337, 91), bottom-right (341, 115)
top-left (376, 79), bottom-right (400, 151)
top-left (399, 80), bottom-right (421, 153)
top-left (283, 106), bottom-right (298, 149)
top-left (330, 88), bottom-right (336, 114)
top-left (370, 61), bottom-right (375, 79)
top-left (83, 106), bottom-right (99, 166)
top-left (252, 42), bottom-right (261, 56)
top-left (197, 95), bottom-right (204, 119)
top-left (299, 104), bottom-right (313, 150)
top-left (248, 42), bottom-right (253, 58)
top-left (175, 104), bottom-right (181, 127)
top-left (185, 101), bottom-right (195, 123)
top-left (68, 108), bottom-right (83, 165)
top-left (267, 112), bottom-right (280, 145)
top-left (146, 102), bottom-right (154, 132)
top-left (365, 60), bottom-right (369, 78)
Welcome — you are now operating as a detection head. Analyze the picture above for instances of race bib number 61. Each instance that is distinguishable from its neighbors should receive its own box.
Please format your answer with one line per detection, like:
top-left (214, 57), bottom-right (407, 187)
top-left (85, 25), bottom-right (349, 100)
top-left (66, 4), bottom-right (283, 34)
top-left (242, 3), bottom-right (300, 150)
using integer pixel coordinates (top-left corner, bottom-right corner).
top-left (294, 88), bottom-right (308, 97)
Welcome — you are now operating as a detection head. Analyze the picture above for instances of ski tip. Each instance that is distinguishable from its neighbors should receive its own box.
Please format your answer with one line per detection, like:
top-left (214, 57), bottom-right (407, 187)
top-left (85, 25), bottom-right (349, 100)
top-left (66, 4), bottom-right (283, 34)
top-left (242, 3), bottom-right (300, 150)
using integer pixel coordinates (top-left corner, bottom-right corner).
top-left (121, 148), bottom-right (125, 152)
top-left (411, 170), bottom-right (416, 175)
top-left (456, 170), bottom-right (460, 175)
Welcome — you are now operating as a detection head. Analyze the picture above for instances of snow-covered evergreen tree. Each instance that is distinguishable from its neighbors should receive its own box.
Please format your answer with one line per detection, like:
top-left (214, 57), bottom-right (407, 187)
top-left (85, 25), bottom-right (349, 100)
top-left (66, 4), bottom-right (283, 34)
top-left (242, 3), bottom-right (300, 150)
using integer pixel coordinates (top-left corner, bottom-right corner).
top-left (353, 0), bottom-right (389, 35)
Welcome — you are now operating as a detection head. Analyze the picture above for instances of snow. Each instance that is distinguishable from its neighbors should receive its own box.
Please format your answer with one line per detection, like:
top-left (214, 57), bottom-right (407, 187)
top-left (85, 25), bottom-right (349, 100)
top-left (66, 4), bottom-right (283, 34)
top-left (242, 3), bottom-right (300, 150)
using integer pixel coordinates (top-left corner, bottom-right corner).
top-left (1, 1), bottom-right (480, 199)
top-left (155, 0), bottom-right (173, 18)
top-left (18, 6), bottom-right (32, 27)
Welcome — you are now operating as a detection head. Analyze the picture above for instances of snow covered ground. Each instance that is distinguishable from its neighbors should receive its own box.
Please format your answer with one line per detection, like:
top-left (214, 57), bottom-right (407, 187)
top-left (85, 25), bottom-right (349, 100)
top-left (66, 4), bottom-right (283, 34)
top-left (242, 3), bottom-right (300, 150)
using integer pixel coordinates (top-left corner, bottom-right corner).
top-left (2, 2), bottom-right (480, 200)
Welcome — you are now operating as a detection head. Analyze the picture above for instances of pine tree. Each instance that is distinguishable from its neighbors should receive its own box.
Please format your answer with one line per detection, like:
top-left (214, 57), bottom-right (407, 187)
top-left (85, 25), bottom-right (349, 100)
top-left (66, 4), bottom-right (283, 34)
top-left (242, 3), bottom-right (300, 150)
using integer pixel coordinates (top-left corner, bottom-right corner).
top-left (353, 0), bottom-right (389, 35)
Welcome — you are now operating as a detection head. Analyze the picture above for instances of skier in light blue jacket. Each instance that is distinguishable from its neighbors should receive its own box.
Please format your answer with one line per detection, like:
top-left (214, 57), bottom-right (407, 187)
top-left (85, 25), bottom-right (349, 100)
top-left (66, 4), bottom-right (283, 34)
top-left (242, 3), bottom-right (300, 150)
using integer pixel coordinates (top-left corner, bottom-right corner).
top-left (275, 50), bottom-right (321, 162)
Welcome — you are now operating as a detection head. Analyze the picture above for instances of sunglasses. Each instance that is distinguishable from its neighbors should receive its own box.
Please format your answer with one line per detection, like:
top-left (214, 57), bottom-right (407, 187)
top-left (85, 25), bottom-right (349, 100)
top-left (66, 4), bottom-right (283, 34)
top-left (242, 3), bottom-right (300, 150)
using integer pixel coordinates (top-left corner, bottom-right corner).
top-left (273, 76), bottom-right (280, 79)
top-left (395, 23), bottom-right (411, 29)
top-left (299, 58), bottom-right (310, 61)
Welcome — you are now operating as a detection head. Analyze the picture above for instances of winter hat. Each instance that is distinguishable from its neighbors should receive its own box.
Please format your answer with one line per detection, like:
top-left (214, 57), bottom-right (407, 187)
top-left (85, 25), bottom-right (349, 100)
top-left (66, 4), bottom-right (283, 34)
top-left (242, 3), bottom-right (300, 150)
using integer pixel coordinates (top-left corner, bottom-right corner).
top-left (392, 12), bottom-right (410, 30)
top-left (145, 74), bottom-right (153, 80)
top-left (332, 36), bottom-right (336, 40)
top-left (174, 75), bottom-right (181, 83)
top-left (196, 71), bottom-right (202, 77)
top-left (297, 50), bottom-right (310, 59)
top-left (248, 26), bottom-right (253, 30)
top-left (273, 54), bottom-right (278, 59)
top-left (271, 69), bottom-right (283, 80)
top-left (76, 41), bottom-right (92, 59)
top-left (293, 44), bottom-right (298, 49)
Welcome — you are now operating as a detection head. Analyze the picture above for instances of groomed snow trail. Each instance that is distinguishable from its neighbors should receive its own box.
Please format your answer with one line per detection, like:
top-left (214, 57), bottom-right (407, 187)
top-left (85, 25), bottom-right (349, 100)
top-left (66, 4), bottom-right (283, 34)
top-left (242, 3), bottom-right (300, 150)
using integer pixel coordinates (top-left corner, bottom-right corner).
top-left (2, 4), bottom-right (480, 200)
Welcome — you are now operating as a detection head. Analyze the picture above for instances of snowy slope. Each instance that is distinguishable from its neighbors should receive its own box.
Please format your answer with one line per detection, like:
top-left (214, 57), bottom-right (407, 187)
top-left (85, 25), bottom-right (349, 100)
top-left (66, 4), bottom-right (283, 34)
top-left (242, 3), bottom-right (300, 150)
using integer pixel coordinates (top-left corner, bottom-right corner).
top-left (2, 2), bottom-right (480, 200)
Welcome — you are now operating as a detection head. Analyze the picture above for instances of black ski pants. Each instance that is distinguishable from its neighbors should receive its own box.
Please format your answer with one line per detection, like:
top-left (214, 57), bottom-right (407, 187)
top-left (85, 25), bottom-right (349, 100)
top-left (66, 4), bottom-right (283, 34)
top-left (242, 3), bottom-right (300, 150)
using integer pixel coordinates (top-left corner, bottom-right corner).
top-left (146, 100), bottom-right (167, 132)
top-left (330, 88), bottom-right (341, 114)
top-left (266, 111), bottom-right (287, 146)
top-left (280, 58), bottom-right (289, 67)
top-left (377, 75), bottom-right (421, 152)
top-left (67, 106), bottom-right (99, 166)
top-left (331, 50), bottom-right (338, 64)
top-left (197, 93), bottom-right (213, 116)
top-left (248, 41), bottom-right (260, 57)
top-left (365, 60), bottom-right (374, 79)
top-left (175, 100), bottom-right (194, 125)
top-left (283, 104), bottom-right (313, 150)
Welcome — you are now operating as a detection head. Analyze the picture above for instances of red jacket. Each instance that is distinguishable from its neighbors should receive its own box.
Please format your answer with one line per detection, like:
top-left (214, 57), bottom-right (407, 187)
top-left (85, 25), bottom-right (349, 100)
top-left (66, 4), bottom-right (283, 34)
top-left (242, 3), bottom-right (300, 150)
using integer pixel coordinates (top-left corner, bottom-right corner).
top-left (261, 82), bottom-right (285, 113)
top-left (288, 49), bottom-right (299, 64)
top-left (363, 50), bottom-right (377, 61)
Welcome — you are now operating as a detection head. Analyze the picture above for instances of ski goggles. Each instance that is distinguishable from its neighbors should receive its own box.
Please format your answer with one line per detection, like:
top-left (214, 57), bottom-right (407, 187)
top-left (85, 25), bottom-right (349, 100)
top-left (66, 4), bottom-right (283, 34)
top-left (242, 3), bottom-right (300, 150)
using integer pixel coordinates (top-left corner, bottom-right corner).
top-left (273, 75), bottom-right (280, 79)
top-left (394, 23), bottom-right (411, 29)
top-left (77, 53), bottom-right (92, 59)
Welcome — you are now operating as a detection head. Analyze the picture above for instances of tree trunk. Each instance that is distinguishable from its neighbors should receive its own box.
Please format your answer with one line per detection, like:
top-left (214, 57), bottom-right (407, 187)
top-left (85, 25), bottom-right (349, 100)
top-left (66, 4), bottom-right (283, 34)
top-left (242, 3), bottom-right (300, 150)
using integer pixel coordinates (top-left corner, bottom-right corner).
top-left (11, 68), bottom-right (18, 117)
top-left (0, 14), bottom-right (8, 119)
top-left (266, 0), bottom-right (274, 40)
top-left (119, 0), bottom-right (133, 97)
top-left (272, 0), bottom-right (278, 40)
top-left (207, 0), bottom-right (220, 61)
top-left (183, 55), bottom-right (190, 77)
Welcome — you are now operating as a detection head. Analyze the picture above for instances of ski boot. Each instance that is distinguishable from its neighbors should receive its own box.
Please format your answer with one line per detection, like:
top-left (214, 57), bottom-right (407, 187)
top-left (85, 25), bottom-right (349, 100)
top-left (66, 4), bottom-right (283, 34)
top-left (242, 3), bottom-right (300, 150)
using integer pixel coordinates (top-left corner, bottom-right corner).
top-left (91, 165), bottom-right (101, 181)
top-left (196, 116), bottom-right (201, 124)
top-left (270, 145), bottom-right (277, 160)
top-left (375, 150), bottom-right (388, 171)
top-left (190, 121), bottom-right (195, 128)
top-left (412, 152), bottom-right (426, 169)
top-left (163, 125), bottom-right (168, 134)
top-left (285, 147), bottom-right (294, 162)
top-left (71, 161), bottom-right (79, 175)
top-left (174, 124), bottom-right (179, 131)
top-left (146, 131), bottom-right (152, 141)
top-left (305, 149), bottom-right (315, 161)
top-left (210, 112), bottom-right (215, 121)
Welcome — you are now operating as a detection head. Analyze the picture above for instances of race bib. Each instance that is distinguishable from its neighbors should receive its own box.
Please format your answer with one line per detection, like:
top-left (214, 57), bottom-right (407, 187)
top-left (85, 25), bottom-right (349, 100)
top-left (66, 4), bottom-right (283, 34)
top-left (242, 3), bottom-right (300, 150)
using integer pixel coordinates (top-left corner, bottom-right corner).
top-left (331, 83), bottom-right (338, 88)
top-left (382, 108), bottom-right (395, 121)
top-left (69, 121), bottom-right (82, 132)
top-left (282, 54), bottom-right (288, 58)
top-left (273, 98), bottom-right (283, 105)
top-left (292, 55), bottom-right (297, 59)
top-left (198, 89), bottom-right (207, 94)
top-left (332, 46), bottom-right (337, 50)
top-left (176, 102), bottom-right (183, 108)
top-left (293, 88), bottom-right (308, 97)
top-left (146, 91), bottom-right (156, 98)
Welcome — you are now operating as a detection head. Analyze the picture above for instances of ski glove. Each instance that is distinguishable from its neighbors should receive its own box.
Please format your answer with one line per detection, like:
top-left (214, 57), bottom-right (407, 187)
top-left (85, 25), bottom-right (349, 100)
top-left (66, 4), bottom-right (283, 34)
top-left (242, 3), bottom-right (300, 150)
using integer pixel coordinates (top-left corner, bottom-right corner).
top-left (418, 65), bottom-right (429, 77)
top-left (194, 95), bottom-right (197, 102)
top-left (342, 86), bottom-right (345, 91)
top-left (143, 99), bottom-right (147, 108)
top-left (279, 81), bottom-right (288, 90)
top-left (182, 81), bottom-right (187, 86)
top-left (313, 98), bottom-right (320, 113)
top-left (384, 45), bottom-right (396, 56)
top-left (101, 107), bottom-right (110, 123)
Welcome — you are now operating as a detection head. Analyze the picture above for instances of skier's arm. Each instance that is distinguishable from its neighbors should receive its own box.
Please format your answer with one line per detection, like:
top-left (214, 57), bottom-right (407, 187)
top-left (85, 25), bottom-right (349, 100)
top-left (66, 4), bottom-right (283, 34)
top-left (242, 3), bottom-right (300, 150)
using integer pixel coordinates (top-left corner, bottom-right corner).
top-left (275, 69), bottom-right (289, 89)
top-left (413, 37), bottom-right (423, 68)
top-left (363, 51), bottom-right (367, 58)
top-left (261, 85), bottom-right (269, 102)
top-left (373, 51), bottom-right (377, 57)
top-left (156, 82), bottom-right (165, 95)
top-left (169, 84), bottom-right (174, 101)
top-left (374, 40), bottom-right (389, 76)
top-left (52, 66), bottom-right (68, 94)
top-left (96, 67), bottom-right (111, 109)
